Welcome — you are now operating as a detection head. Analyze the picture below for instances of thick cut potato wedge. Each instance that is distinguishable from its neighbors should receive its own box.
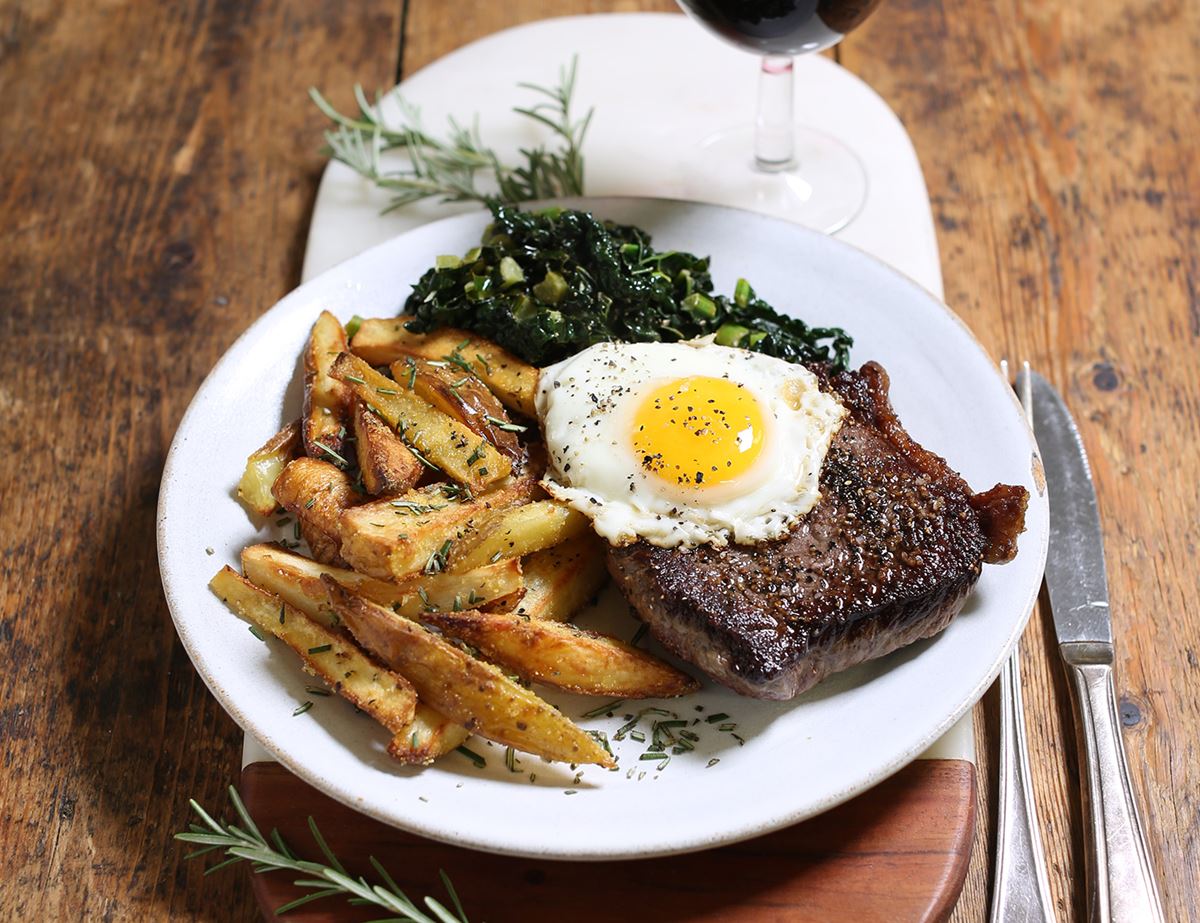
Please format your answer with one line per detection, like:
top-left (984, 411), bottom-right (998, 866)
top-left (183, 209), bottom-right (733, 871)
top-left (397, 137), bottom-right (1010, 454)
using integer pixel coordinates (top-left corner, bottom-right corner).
top-left (324, 579), bottom-right (614, 768)
top-left (209, 567), bottom-right (416, 732)
top-left (272, 457), bottom-right (357, 565)
top-left (303, 310), bottom-right (354, 464)
top-left (237, 420), bottom-right (301, 517)
top-left (516, 534), bottom-right (610, 623)
top-left (394, 357), bottom-right (525, 463)
top-left (352, 400), bottom-right (423, 496)
top-left (451, 500), bottom-right (589, 572)
top-left (351, 317), bottom-right (538, 418)
top-left (241, 543), bottom-right (524, 623)
top-left (422, 610), bottom-right (699, 698)
top-left (330, 352), bottom-right (510, 491)
top-left (386, 703), bottom-right (472, 765)
top-left (339, 479), bottom-right (538, 580)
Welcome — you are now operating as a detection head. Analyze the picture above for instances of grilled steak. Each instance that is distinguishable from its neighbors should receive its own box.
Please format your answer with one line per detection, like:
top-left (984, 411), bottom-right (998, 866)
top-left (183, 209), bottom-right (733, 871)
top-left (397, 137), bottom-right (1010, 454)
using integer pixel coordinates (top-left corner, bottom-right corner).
top-left (606, 361), bottom-right (1028, 700)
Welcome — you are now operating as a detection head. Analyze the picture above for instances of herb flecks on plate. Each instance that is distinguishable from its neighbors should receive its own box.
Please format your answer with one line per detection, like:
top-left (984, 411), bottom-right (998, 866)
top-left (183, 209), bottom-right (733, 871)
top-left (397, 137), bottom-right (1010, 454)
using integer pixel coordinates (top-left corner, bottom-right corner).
top-left (405, 204), bottom-right (853, 370)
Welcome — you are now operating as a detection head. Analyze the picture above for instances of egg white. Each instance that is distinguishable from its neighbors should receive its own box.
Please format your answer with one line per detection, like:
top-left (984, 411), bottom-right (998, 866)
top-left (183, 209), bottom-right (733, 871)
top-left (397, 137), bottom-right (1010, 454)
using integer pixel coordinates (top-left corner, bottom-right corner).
top-left (536, 340), bottom-right (846, 547)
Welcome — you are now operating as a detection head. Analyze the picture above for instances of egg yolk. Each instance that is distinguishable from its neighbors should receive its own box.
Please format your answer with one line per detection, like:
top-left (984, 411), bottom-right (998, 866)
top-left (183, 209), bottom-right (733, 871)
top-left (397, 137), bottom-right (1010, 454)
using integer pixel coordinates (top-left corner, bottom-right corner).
top-left (631, 376), bottom-right (765, 490)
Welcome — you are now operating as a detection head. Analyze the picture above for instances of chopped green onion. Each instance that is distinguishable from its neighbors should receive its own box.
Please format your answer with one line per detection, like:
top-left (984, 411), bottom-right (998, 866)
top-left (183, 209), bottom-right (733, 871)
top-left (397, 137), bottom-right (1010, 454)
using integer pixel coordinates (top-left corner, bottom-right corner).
top-left (344, 315), bottom-right (364, 339)
top-left (248, 625), bottom-right (266, 642)
top-left (714, 323), bottom-right (749, 347)
top-left (435, 254), bottom-right (462, 269)
top-left (307, 644), bottom-right (332, 655)
top-left (705, 713), bottom-right (731, 724)
top-left (533, 270), bottom-right (568, 305)
top-left (499, 256), bottom-right (525, 286)
top-left (639, 752), bottom-right (667, 761)
top-left (682, 292), bottom-right (717, 320)
top-left (292, 701), bottom-right (313, 717)
top-left (733, 278), bottom-right (752, 308)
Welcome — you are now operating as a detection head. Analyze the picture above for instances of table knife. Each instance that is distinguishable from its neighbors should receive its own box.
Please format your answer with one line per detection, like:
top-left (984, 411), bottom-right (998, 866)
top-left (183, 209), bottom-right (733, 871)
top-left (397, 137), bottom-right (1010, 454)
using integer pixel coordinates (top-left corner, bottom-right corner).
top-left (1024, 370), bottom-right (1166, 923)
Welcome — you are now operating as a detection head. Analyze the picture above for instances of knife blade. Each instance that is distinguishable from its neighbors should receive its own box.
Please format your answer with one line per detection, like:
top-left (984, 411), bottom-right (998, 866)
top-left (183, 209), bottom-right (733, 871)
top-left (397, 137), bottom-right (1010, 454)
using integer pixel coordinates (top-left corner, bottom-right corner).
top-left (1026, 370), bottom-right (1113, 647)
top-left (1020, 369), bottom-right (1165, 923)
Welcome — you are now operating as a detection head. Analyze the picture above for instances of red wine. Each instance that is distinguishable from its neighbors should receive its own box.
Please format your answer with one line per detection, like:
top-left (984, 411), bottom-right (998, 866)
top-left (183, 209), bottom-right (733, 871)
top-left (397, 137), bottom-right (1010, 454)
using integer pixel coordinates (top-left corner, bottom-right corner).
top-left (677, 0), bottom-right (882, 56)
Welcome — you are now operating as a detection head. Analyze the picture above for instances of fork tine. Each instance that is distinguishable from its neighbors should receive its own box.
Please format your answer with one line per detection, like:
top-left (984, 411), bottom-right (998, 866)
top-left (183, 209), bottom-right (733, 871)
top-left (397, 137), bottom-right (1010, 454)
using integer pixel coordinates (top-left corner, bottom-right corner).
top-left (1019, 360), bottom-right (1033, 424)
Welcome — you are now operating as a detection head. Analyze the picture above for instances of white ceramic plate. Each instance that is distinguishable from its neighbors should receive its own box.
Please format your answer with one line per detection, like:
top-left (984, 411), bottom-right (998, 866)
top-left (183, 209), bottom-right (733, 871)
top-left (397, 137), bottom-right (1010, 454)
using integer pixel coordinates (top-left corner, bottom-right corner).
top-left (158, 198), bottom-right (1047, 860)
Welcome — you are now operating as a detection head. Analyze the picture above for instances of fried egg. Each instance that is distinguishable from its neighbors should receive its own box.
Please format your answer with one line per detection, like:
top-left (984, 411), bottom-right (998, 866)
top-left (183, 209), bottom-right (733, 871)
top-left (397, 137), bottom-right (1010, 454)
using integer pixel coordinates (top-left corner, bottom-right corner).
top-left (536, 340), bottom-right (846, 547)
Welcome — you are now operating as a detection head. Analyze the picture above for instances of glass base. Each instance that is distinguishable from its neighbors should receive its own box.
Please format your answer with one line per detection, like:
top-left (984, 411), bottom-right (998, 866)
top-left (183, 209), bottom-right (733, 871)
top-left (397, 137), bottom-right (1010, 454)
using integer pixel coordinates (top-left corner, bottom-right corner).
top-left (680, 125), bottom-right (868, 234)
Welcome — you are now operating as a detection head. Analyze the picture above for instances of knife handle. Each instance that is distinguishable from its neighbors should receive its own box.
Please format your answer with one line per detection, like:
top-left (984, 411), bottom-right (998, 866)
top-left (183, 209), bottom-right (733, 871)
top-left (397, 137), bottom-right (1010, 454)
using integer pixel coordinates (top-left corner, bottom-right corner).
top-left (1062, 644), bottom-right (1165, 923)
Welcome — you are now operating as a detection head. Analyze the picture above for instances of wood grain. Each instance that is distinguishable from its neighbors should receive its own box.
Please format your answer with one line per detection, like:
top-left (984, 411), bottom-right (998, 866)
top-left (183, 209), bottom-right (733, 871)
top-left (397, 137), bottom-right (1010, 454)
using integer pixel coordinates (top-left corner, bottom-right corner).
top-left (0, 1), bottom-right (401, 920)
top-left (2, 0), bottom-right (1197, 921)
top-left (841, 2), bottom-right (1200, 921)
top-left (240, 759), bottom-right (975, 923)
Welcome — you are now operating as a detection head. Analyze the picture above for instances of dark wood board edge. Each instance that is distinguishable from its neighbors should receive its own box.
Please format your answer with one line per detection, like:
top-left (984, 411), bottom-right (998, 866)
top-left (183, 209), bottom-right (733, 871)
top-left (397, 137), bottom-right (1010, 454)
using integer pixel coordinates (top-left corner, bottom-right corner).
top-left (241, 758), bottom-right (976, 922)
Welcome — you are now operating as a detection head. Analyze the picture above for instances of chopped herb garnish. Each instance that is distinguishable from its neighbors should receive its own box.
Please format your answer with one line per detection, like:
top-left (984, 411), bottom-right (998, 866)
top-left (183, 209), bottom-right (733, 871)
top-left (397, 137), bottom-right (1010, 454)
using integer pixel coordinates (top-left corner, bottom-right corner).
top-left (475, 354), bottom-right (492, 374)
top-left (292, 701), bottom-right (313, 717)
top-left (465, 444), bottom-right (486, 467)
top-left (424, 539), bottom-right (453, 575)
top-left (278, 604), bottom-right (286, 624)
top-left (248, 625), bottom-right (267, 642)
top-left (585, 730), bottom-right (614, 760)
top-left (484, 415), bottom-right (528, 433)
top-left (310, 439), bottom-right (350, 468)
top-left (304, 685), bottom-right (332, 697)
top-left (391, 499), bottom-right (448, 514)
top-left (375, 385), bottom-right (400, 395)
top-left (505, 747), bottom-right (519, 773)
top-left (582, 699), bottom-right (624, 719)
top-left (631, 623), bottom-right (649, 647)
top-left (705, 713), bottom-right (731, 724)
top-left (307, 644), bottom-right (332, 655)
top-left (563, 790), bottom-right (578, 796)
top-left (304, 496), bottom-right (316, 509)
top-left (456, 746), bottom-right (487, 769)
top-left (639, 752), bottom-right (667, 761)
top-left (444, 352), bottom-right (474, 373)
top-left (719, 722), bottom-right (737, 732)
top-left (629, 730), bottom-right (646, 743)
top-left (344, 374), bottom-right (366, 385)
top-left (707, 758), bottom-right (720, 768)
top-left (344, 314), bottom-right (364, 338)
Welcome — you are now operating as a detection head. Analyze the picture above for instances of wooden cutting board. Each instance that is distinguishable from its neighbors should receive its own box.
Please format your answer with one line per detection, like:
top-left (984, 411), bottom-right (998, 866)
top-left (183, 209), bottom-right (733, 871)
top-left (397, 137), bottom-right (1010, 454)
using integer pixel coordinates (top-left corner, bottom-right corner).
top-left (241, 759), bottom-right (975, 922)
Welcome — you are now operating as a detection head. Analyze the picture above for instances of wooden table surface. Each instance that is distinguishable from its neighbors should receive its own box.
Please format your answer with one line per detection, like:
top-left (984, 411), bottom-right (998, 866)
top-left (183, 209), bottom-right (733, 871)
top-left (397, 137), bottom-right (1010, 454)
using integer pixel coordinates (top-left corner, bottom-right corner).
top-left (2, 0), bottom-right (1196, 919)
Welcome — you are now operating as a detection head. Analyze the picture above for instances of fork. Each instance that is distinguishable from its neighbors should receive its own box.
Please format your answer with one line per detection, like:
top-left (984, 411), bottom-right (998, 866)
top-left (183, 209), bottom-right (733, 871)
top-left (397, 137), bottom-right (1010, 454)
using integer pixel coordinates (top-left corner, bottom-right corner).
top-left (990, 360), bottom-right (1057, 923)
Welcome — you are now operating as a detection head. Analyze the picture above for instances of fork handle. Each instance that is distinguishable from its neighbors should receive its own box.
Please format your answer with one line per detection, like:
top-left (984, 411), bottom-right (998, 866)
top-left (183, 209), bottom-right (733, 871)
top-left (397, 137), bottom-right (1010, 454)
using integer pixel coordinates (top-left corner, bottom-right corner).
top-left (990, 649), bottom-right (1055, 923)
top-left (1062, 644), bottom-right (1165, 923)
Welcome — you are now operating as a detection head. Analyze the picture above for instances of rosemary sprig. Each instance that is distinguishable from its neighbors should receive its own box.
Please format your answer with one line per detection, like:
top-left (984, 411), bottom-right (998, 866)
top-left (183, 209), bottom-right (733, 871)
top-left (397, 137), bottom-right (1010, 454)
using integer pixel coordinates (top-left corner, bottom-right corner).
top-left (310, 57), bottom-right (591, 210)
top-left (176, 786), bottom-right (469, 922)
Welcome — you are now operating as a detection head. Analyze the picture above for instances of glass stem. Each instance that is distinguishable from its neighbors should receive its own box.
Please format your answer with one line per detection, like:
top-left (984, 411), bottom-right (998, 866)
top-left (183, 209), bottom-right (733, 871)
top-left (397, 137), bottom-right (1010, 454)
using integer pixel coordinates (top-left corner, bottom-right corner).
top-left (755, 55), bottom-right (795, 172)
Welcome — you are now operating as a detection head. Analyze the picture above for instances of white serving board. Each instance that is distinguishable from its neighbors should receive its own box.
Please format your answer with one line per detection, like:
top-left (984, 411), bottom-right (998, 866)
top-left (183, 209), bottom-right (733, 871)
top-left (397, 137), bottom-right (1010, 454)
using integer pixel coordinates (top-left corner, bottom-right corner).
top-left (245, 11), bottom-right (972, 773)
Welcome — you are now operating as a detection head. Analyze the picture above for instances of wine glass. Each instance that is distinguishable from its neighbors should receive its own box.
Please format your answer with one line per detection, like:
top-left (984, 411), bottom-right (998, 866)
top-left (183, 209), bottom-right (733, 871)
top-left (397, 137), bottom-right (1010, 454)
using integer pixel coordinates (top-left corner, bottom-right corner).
top-left (675, 0), bottom-right (884, 233)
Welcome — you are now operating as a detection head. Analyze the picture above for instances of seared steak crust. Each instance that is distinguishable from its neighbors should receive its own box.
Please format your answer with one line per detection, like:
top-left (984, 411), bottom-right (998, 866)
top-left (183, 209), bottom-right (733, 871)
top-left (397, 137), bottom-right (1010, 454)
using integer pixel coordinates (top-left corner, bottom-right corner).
top-left (606, 362), bottom-right (1028, 700)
